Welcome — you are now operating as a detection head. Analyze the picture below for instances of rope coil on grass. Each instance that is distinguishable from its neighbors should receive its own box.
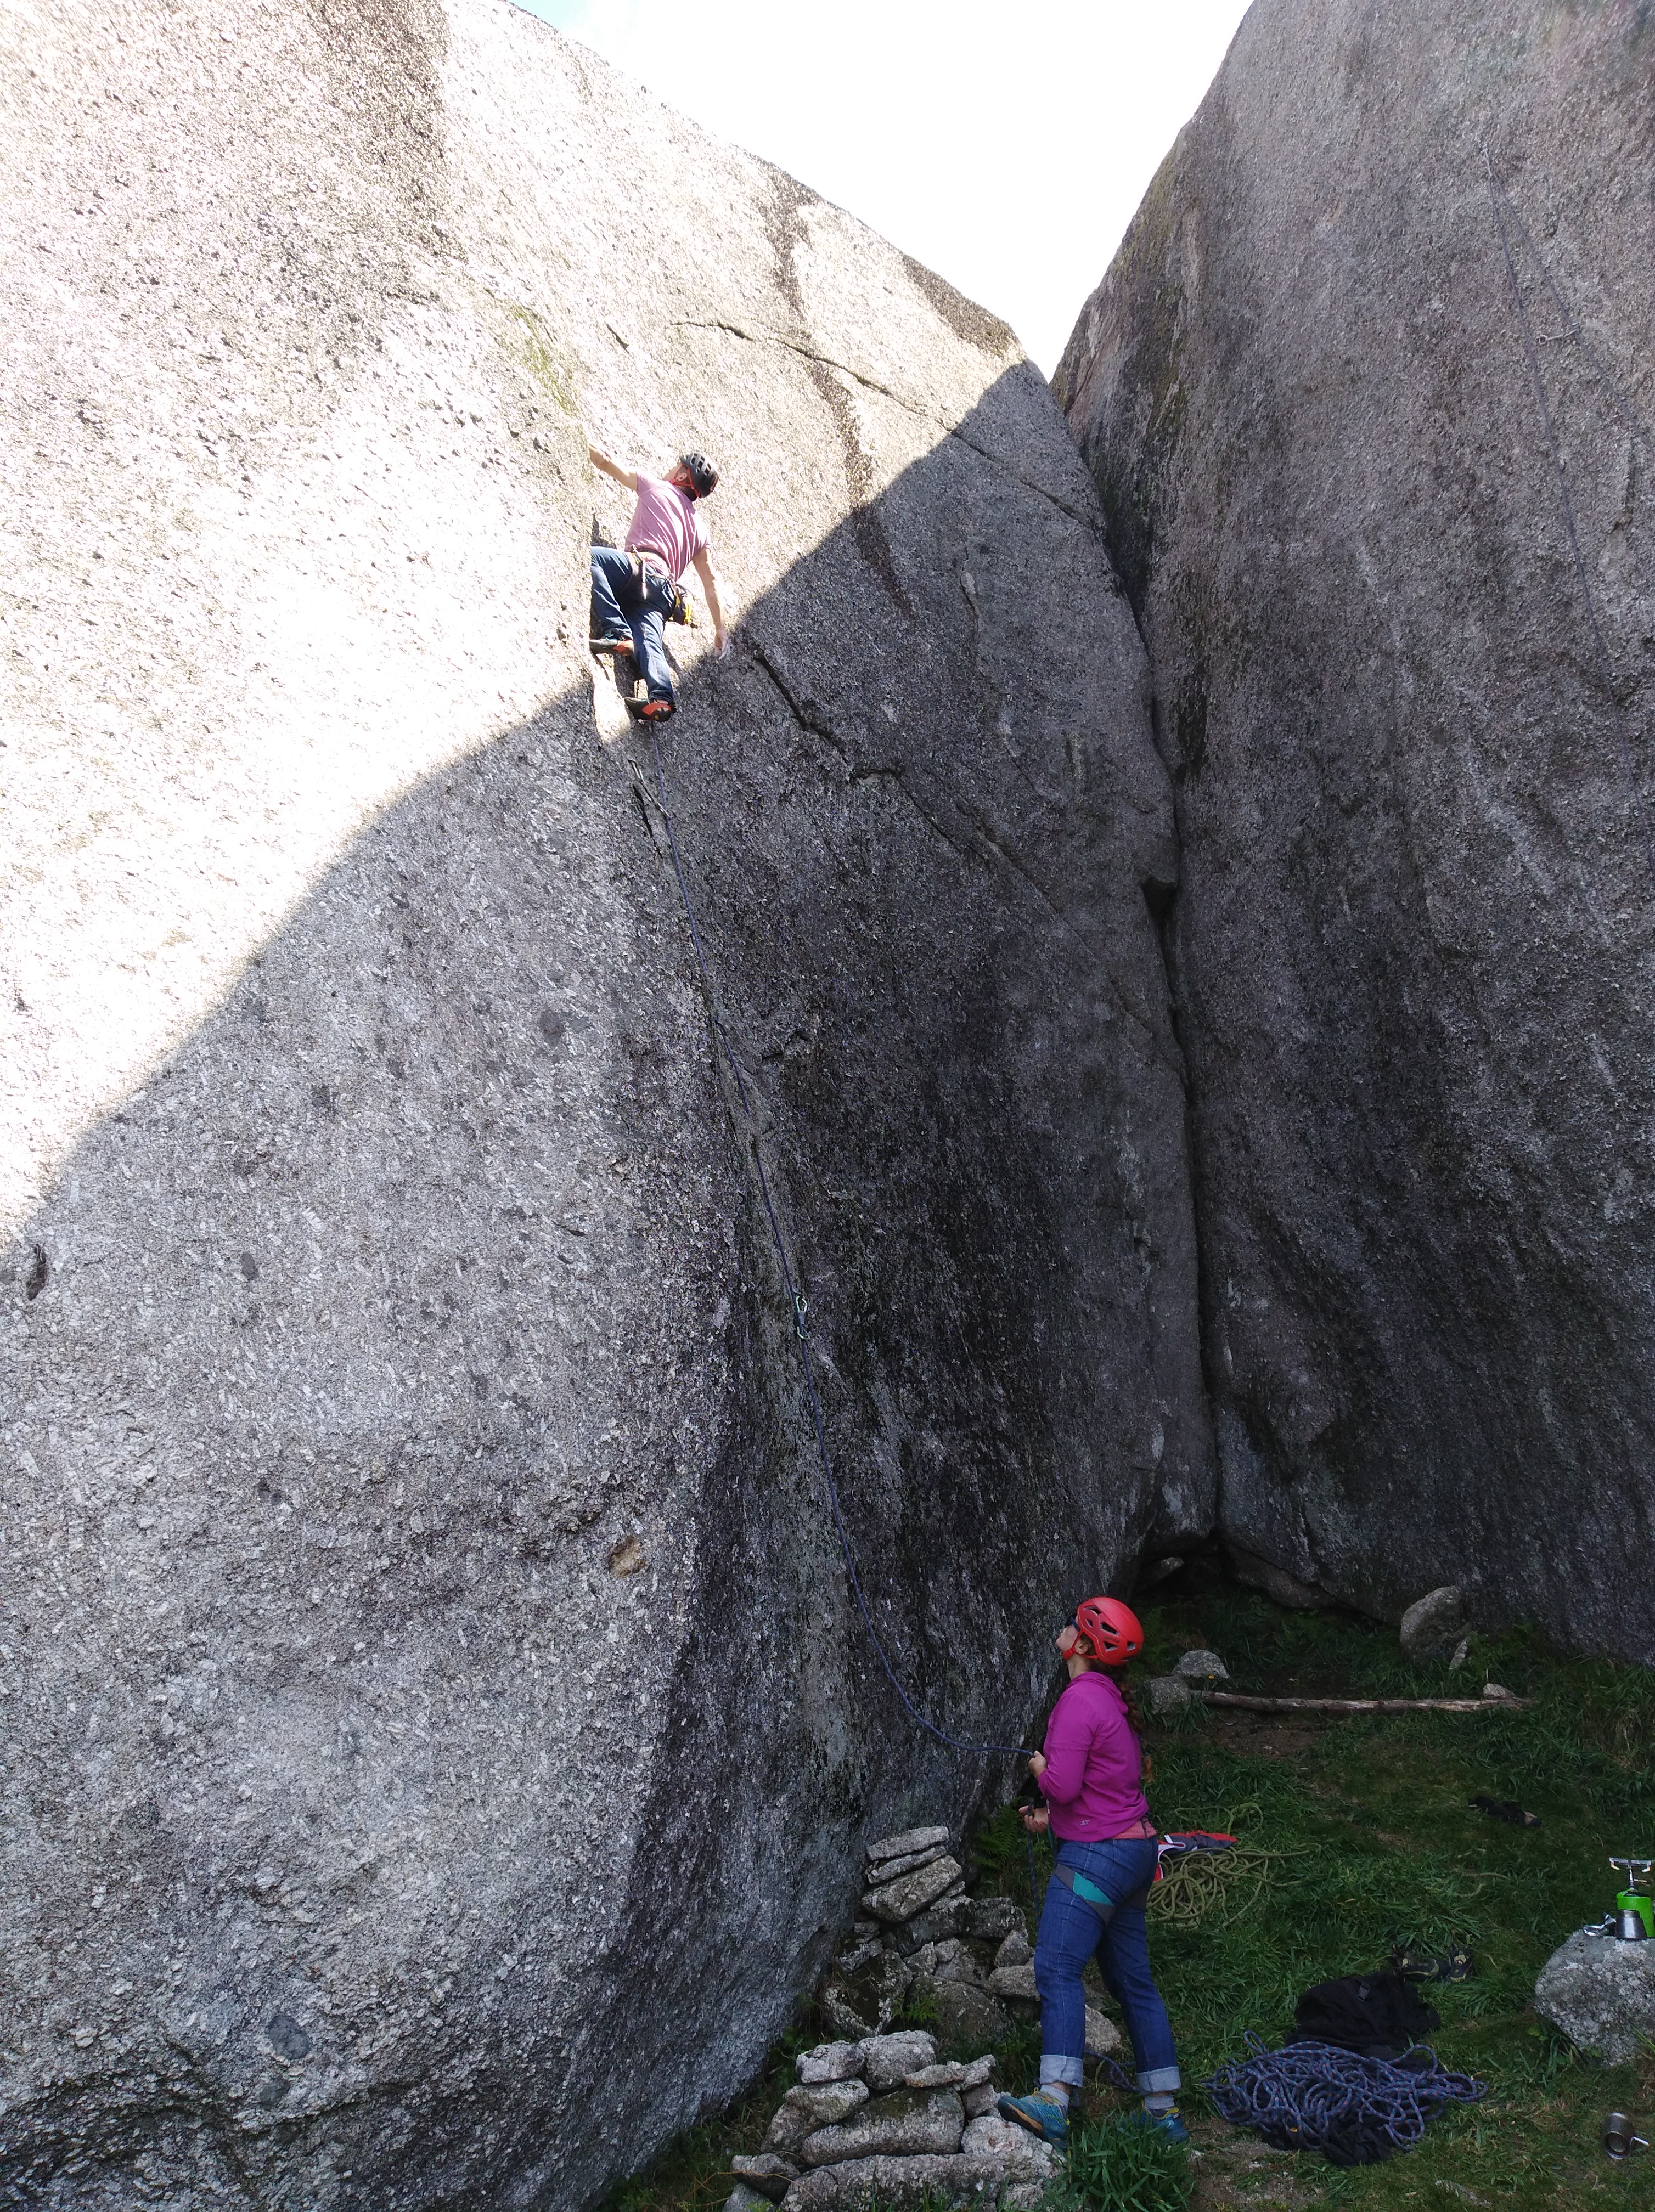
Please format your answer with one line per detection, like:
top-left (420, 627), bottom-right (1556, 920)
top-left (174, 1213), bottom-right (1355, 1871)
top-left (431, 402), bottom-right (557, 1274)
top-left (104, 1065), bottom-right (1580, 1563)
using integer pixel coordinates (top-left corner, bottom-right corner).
top-left (1207, 2033), bottom-right (1487, 2164)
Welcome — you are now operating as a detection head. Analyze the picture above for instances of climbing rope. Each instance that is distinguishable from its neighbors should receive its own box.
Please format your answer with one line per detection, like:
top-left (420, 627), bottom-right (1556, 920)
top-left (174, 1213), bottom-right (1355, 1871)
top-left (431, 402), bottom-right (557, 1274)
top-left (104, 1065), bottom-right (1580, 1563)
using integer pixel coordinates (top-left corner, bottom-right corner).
top-left (645, 726), bottom-right (1031, 1764)
top-left (1147, 1843), bottom-right (1277, 1932)
top-left (1484, 147), bottom-right (1655, 892)
top-left (1207, 2032), bottom-right (1486, 2164)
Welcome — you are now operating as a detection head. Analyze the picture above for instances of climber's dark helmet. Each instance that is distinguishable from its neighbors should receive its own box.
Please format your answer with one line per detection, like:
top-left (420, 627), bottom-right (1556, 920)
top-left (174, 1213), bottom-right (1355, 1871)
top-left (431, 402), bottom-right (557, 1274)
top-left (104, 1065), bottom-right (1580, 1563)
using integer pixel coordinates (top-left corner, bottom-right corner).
top-left (678, 451), bottom-right (719, 500)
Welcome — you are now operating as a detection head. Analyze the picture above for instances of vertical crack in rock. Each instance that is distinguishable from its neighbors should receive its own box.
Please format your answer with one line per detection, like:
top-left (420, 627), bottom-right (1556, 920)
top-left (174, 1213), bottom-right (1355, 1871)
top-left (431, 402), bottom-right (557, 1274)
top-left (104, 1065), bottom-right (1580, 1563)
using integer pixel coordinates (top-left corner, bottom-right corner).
top-left (763, 173), bottom-right (916, 619)
top-left (1056, 0), bottom-right (1655, 1652)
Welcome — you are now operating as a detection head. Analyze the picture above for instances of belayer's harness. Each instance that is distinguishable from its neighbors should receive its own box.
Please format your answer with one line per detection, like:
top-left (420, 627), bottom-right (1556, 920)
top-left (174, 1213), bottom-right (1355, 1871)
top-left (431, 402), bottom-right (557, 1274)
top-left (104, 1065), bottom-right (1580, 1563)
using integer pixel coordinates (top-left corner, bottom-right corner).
top-left (1051, 1830), bottom-right (1237, 1923)
top-left (1052, 1861), bottom-right (1134, 1923)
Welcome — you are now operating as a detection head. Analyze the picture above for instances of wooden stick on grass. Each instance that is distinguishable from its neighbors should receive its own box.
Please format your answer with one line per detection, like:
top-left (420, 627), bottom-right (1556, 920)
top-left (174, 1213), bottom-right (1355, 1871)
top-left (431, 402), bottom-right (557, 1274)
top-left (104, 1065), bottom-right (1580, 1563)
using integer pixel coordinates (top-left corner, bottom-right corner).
top-left (1198, 1690), bottom-right (1530, 1714)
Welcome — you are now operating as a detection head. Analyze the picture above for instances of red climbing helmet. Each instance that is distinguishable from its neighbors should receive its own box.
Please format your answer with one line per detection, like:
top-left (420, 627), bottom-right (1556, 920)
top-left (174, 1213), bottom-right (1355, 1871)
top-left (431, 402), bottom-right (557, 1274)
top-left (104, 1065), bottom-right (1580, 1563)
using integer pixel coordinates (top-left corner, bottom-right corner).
top-left (1070, 1595), bottom-right (1144, 1666)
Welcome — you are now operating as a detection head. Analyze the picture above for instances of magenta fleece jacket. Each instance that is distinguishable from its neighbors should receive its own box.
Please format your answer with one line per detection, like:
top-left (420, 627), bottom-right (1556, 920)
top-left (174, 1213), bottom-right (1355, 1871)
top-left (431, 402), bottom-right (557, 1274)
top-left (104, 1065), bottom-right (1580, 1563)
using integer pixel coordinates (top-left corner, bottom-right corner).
top-left (1035, 1670), bottom-right (1150, 1841)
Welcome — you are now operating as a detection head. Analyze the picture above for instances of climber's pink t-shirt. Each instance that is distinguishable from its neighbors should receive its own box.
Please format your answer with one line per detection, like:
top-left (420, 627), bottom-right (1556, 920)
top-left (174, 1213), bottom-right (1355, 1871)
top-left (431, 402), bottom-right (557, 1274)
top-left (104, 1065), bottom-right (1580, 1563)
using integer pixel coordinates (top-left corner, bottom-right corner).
top-left (1035, 1671), bottom-right (1150, 1841)
top-left (626, 474), bottom-right (709, 583)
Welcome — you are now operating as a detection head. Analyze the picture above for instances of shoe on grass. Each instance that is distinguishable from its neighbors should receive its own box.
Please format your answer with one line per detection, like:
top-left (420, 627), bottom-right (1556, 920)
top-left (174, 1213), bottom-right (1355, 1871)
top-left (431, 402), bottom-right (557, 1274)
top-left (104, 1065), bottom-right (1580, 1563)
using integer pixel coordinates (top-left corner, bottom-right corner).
top-left (996, 2091), bottom-right (1068, 2149)
top-left (1125, 2103), bottom-right (1189, 2145)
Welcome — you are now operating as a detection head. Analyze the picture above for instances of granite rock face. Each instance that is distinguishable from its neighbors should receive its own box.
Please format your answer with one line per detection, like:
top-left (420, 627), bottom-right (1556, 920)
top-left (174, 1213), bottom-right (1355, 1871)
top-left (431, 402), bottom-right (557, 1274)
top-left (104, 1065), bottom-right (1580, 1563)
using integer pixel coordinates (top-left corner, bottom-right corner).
top-left (0, 0), bottom-right (1206, 2205)
top-left (1057, 0), bottom-right (1655, 1656)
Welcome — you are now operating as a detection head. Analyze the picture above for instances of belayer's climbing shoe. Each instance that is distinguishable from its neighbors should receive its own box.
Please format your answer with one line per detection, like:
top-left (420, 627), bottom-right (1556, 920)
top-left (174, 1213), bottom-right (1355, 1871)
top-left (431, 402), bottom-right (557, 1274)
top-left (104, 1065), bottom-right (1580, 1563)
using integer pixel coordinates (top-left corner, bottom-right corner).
top-left (1125, 2103), bottom-right (1190, 2145)
top-left (1468, 1795), bottom-right (1539, 1827)
top-left (997, 2091), bottom-right (1068, 2149)
top-left (1392, 1941), bottom-right (1472, 1982)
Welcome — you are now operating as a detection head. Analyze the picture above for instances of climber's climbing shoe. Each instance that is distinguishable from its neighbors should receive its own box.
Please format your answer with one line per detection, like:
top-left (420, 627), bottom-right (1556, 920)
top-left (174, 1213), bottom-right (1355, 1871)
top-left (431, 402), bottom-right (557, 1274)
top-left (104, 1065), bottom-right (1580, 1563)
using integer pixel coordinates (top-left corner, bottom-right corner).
top-left (997, 2091), bottom-right (1068, 2149)
top-left (627, 695), bottom-right (674, 721)
top-left (1125, 2103), bottom-right (1190, 2145)
top-left (589, 633), bottom-right (633, 654)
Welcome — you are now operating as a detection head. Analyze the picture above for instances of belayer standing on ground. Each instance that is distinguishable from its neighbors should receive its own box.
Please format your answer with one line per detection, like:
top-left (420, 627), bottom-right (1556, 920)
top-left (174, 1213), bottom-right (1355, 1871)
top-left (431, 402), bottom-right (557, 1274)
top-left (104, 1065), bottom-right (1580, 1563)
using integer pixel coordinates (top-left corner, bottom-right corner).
top-left (999, 1596), bottom-right (1187, 2149)
top-left (588, 444), bottom-right (727, 720)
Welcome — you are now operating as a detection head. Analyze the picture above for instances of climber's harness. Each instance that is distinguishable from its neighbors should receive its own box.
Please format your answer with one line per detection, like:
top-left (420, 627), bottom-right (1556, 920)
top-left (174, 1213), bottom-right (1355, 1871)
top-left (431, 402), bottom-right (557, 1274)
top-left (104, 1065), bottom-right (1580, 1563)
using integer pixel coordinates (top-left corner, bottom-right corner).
top-left (633, 549), bottom-right (694, 626)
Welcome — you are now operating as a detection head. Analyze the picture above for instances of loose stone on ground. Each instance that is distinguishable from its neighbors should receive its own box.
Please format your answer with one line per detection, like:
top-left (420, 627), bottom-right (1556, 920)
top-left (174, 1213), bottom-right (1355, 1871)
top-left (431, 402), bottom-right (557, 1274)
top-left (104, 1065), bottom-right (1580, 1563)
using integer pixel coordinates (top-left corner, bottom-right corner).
top-left (1534, 1927), bottom-right (1655, 2063)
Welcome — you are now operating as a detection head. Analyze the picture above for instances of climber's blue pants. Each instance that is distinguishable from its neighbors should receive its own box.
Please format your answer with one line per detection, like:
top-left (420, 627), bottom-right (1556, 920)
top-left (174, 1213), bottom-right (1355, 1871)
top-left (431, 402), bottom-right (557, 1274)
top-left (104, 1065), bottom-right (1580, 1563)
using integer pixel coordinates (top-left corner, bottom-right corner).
top-left (1034, 1836), bottom-right (1180, 2091)
top-left (590, 546), bottom-right (677, 704)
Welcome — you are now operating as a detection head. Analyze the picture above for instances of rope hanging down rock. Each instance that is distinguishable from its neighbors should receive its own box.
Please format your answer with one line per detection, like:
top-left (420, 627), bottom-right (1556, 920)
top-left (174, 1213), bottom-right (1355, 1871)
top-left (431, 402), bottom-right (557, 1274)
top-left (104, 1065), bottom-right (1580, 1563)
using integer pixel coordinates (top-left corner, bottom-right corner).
top-left (645, 725), bottom-right (1029, 1764)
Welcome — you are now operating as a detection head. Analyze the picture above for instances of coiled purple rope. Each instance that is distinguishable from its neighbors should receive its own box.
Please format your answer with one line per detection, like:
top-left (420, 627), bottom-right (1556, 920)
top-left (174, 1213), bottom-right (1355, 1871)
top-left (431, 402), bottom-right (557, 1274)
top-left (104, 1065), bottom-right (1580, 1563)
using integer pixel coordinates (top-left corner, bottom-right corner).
top-left (1207, 2034), bottom-right (1486, 2162)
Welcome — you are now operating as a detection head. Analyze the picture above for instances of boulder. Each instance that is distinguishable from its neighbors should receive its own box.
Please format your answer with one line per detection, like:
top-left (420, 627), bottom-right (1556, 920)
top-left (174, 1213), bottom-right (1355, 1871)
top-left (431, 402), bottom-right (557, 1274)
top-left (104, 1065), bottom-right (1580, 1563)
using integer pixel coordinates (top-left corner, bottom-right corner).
top-left (858, 2032), bottom-right (939, 2094)
top-left (1534, 1928), bottom-right (1655, 2063)
top-left (2, 1), bottom-right (1208, 2207)
top-left (1056, 0), bottom-right (1655, 1654)
top-left (732, 2154), bottom-right (802, 2203)
top-left (987, 1963), bottom-right (1039, 2006)
top-left (834, 1938), bottom-right (888, 1978)
top-left (797, 2043), bottom-right (868, 2087)
top-left (933, 1984), bottom-right (1015, 2052)
top-left (959, 2056), bottom-right (998, 2089)
top-left (1085, 2005), bottom-right (1124, 2057)
top-left (862, 1858), bottom-right (966, 1924)
top-left (765, 2081), bottom-right (872, 2154)
top-left (864, 1843), bottom-right (950, 1884)
top-left (962, 2084), bottom-right (1000, 2121)
top-left (779, 2155), bottom-right (1012, 2212)
top-left (1226, 1548), bottom-right (1337, 1613)
top-left (817, 1954), bottom-right (914, 2041)
top-left (865, 1826), bottom-right (951, 1867)
top-left (1400, 1588), bottom-right (1467, 1657)
top-left (890, 1897), bottom-right (976, 1955)
top-left (727, 2189), bottom-right (775, 2212)
top-left (993, 1931), bottom-right (1033, 1970)
top-left (1172, 1647), bottom-right (1229, 1683)
top-left (963, 1898), bottom-right (1027, 1944)
top-left (1142, 1675), bottom-right (1195, 1717)
top-left (911, 1938), bottom-right (982, 1987)
top-left (800, 2089), bottom-right (966, 2167)
top-left (960, 2113), bottom-right (1057, 2180)
top-left (903, 2063), bottom-right (969, 2089)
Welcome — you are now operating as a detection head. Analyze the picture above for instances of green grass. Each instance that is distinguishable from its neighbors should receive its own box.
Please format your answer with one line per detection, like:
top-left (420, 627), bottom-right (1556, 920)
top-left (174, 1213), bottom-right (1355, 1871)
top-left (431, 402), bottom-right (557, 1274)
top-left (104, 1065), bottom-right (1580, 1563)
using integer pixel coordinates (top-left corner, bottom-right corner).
top-left (1048, 2113), bottom-right (1193, 2212)
top-left (604, 1589), bottom-right (1655, 2210)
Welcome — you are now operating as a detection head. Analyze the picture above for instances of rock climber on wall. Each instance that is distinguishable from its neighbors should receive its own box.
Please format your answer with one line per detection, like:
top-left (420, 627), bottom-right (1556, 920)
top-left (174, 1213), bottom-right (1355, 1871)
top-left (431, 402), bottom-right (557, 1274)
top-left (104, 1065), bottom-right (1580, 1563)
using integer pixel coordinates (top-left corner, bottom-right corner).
top-left (588, 443), bottom-right (728, 719)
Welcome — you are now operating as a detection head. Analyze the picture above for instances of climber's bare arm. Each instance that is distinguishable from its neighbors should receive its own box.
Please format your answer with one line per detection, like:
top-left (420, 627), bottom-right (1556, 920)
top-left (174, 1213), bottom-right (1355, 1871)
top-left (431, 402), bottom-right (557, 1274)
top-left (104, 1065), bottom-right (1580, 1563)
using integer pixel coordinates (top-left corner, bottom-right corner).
top-left (588, 444), bottom-right (639, 494)
top-left (691, 546), bottom-right (728, 654)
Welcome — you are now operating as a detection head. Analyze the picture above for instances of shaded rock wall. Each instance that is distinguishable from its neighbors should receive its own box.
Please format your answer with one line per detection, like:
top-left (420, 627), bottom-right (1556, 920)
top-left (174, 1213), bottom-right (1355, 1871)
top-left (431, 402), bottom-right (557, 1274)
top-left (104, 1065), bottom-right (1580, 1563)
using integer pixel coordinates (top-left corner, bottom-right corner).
top-left (1056, 0), bottom-right (1655, 1654)
top-left (0, 1), bottom-right (1207, 2204)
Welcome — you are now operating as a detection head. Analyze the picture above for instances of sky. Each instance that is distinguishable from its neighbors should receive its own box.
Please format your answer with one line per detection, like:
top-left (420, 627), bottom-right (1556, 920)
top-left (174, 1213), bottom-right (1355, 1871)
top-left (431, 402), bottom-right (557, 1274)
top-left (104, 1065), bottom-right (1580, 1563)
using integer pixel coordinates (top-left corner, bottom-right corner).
top-left (510, 1), bottom-right (1253, 375)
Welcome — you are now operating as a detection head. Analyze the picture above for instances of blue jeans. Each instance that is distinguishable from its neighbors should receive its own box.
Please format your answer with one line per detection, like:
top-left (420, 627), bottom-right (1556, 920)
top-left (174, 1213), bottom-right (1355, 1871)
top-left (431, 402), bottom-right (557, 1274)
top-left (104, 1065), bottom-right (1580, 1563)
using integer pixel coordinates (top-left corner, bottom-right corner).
top-left (590, 545), bottom-right (677, 704)
top-left (1034, 1837), bottom-right (1180, 2092)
